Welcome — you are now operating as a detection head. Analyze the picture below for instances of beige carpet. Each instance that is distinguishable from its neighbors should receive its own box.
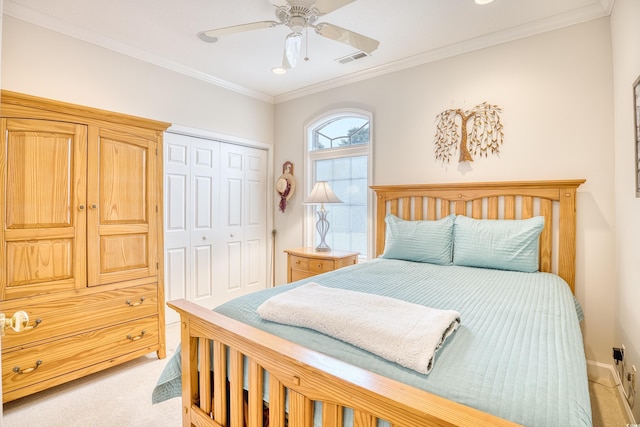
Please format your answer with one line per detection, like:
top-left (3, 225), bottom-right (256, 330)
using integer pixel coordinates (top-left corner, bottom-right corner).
top-left (2, 322), bottom-right (182, 427)
top-left (589, 377), bottom-right (630, 427)
top-left (2, 323), bottom-right (632, 426)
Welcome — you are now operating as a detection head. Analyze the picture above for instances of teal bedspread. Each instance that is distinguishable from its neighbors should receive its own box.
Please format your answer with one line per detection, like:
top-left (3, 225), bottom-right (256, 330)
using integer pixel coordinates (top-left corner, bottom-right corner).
top-left (153, 259), bottom-right (592, 427)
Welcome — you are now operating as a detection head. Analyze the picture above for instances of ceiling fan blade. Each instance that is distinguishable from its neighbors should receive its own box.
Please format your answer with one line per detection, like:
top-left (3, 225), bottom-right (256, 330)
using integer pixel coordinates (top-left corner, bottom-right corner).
top-left (198, 21), bottom-right (279, 41)
top-left (315, 23), bottom-right (379, 54)
top-left (282, 32), bottom-right (302, 69)
top-left (314, 0), bottom-right (357, 15)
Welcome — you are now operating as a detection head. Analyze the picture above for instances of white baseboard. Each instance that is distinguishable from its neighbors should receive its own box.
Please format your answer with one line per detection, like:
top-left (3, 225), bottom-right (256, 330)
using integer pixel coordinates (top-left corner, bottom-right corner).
top-left (587, 359), bottom-right (636, 424)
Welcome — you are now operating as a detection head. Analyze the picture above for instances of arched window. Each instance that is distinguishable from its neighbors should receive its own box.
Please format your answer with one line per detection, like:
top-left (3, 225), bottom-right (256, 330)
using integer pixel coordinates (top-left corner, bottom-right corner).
top-left (304, 109), bottom-right (372, 259)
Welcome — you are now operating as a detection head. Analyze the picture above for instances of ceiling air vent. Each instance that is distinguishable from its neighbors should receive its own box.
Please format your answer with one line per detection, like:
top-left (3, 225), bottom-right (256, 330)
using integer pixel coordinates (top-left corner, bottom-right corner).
top-left (335, 51), bottom-right (369, 64)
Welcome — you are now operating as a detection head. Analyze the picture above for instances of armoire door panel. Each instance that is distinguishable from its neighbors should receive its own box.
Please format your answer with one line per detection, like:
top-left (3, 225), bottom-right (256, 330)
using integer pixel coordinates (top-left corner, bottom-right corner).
top-left (1, 119), bottom-right (87, 299)
top-left (100, 233), bottom-right (148, 272)
top-left (99, 138), bottom-right (148, 224)
top-left (5, 239), bottom-right (75, 296)
top-left (88, 128), bottom-right (157, 286)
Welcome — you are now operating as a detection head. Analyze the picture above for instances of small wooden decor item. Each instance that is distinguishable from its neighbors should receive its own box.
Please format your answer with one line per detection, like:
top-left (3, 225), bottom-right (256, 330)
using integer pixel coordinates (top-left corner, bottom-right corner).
top-left (276, 161), bottom-right (295, 212)
top-left (434, 102), bottom-right (504, 164)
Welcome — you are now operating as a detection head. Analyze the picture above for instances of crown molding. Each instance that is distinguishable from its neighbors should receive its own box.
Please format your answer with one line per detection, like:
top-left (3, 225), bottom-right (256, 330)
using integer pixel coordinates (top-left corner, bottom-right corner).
top-left (5, 0), bottom-right (613, 105)
top-left (3, 1), bottom-right (276, 104)
top-left (274, 1), bottom-right (613, 103)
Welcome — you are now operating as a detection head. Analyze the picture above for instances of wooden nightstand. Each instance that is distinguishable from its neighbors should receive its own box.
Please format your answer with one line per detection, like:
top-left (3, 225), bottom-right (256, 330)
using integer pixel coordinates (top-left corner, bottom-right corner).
top-left (284, 247), bottom-right (359, 283)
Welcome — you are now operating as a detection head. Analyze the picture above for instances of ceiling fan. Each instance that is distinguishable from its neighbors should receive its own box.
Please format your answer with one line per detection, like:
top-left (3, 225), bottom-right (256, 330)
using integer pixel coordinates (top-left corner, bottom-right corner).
top-left (197, 0), bottom-right (380, 70)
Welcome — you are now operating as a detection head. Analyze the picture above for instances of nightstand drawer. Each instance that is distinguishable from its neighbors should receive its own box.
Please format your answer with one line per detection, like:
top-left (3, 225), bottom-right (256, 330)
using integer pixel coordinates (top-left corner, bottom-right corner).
top-left (309, 259), bottom-right (334, 274)
top-left (285, 248), bottom-right (359, 284)
top-left (290, 270), bottom-right (316, 283)
top-left (289, 255), bottom-right (310, 272)
top-left (337, 256), bottom-right (358, 269)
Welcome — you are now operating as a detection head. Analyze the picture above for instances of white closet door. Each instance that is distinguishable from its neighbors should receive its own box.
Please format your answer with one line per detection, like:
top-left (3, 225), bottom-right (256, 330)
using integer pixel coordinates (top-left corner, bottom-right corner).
top-left (218, 143), bottom-right (268, 304)
top-left (164, 133), bottom-right (220, 323)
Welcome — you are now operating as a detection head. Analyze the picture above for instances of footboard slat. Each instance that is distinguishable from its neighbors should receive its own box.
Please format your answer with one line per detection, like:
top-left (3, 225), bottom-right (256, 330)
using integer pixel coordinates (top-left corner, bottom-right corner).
top-left (322, 402), bottom-right (342, 427)
top-left (248, 361), bottom-right (263, 427)
top-left (229, 348), bottom-right (244, 426)
top-left (198, 337), bottom-right (212, 415)
top-left (171, 299), bottom-right (521, 427)
top-left (213, 341), bottom-right (227, 424)
top-left (268, 376), bottom-right (286, 427)
top-left (353, 409), bottom-right (375, 427)
top-left (289, 389), bottom-right (314, 427)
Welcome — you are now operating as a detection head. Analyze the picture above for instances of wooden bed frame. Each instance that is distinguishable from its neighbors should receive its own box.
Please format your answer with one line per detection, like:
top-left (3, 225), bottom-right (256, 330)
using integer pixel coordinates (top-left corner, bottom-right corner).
top-left (168, 179), bottom-right (585, 427)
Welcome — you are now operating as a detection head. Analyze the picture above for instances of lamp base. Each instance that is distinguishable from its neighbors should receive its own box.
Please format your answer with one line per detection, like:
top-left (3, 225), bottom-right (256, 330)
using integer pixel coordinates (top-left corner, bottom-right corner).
top-left (315, 209), bottom-right (331, 253)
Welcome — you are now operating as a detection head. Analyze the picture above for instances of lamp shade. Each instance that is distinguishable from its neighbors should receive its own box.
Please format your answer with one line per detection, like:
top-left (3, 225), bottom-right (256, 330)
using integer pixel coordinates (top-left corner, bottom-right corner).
top-left (302, 181), bottom-right (342, 205)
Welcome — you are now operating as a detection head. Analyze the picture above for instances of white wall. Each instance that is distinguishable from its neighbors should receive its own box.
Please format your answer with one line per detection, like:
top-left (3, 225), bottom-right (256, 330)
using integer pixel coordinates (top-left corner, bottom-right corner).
top-left (0, 10), bottom-right (619, 367)
top-left (611, 0), bottom-right (640, 420)
top-left (1, 16), bottom-right (274, 144)
top-left (274, 18), bottom-right (616, 363)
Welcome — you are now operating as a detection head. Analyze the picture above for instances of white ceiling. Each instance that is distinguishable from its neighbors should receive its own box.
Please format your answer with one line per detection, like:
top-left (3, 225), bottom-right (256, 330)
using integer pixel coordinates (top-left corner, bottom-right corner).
top-left (3, 0), bottom-right (613, 103)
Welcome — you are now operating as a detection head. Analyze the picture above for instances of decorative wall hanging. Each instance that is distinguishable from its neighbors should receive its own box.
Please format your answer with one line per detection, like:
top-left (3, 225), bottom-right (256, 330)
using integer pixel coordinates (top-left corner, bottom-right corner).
top-left (434, 102), bottom-right (504, 164)
top-left (276, 161), bottom-right (296, 212)
top-left (634, 75), bottom-right (640, 197)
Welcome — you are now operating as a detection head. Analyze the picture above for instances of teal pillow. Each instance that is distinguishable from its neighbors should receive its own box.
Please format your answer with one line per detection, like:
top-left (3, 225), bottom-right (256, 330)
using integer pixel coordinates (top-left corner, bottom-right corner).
top-left (453, 215), bottom-right (544, 273)
top-left (381, 214), bottom-right (455, 265)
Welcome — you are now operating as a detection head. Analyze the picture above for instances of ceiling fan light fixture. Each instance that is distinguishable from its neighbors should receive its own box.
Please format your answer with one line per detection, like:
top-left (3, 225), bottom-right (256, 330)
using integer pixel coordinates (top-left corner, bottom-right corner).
top-left (474, 0), bottom-right (495, 4)
top-left (272, 67), bottom-right (287, 74)
top-left (283, 32), bottom-right (303, 69)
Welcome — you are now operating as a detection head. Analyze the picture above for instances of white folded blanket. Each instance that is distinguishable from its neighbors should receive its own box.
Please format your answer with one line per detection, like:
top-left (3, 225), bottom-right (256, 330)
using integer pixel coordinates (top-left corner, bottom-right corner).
top-left (256, 282), bottom-right (460, 374)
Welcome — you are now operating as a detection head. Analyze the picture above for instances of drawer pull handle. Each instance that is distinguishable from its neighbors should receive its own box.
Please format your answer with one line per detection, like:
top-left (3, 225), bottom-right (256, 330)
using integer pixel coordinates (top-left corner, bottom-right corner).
top-left (295, 260), bottom-right (301, 265)
top-left (22, 318), bottom-right (42, 332)
top-left (317, 263), bottom-right (323, 268)
top-left (126, 297), bottom-right (146, 307)
top-left (13, 360), bottom-right (42, 375)
top-left (127, 330), bottom-right (146, 341)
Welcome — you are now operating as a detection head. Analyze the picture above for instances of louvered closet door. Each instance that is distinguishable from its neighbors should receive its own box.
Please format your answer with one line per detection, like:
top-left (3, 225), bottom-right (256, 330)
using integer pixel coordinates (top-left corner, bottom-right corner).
top-left (219, 143), bottom-right (268, 304)
top-left (0, 119), bottom-right (87, 300)
top-left (164, 133), bottom-right (220, 324)
top-left (87, 127), bottom-right (158, 286)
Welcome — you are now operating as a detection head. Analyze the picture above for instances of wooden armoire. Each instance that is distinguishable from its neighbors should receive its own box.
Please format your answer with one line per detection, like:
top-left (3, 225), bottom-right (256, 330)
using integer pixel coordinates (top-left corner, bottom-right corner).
top-left (0, 91), bottom-right (169, 402)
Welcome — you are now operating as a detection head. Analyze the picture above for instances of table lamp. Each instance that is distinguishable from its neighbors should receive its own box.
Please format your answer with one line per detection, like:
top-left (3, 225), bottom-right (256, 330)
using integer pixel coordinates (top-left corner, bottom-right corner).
top-left (303, 181), bottom-right (342, 252)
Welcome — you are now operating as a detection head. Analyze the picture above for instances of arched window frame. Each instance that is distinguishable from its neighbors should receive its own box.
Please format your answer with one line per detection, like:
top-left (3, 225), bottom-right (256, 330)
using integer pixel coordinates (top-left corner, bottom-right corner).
top-left (303, 108), bottom-right (374, 260)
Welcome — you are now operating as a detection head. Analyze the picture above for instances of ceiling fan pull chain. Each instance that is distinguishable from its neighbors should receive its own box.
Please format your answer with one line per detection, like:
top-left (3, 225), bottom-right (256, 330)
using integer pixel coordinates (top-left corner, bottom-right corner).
top-left (305, 26), bottom-right (310, 62)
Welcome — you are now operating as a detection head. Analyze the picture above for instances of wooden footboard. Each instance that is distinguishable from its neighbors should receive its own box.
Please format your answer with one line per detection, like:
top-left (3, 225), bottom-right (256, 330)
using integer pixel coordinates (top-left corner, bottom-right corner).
top-left (169, 299), bottom-right (520, 427)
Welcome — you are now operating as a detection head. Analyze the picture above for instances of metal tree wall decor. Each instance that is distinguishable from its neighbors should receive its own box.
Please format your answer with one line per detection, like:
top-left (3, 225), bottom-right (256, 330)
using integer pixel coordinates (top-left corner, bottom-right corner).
top-left (434, 102), bottom-right (504, 164)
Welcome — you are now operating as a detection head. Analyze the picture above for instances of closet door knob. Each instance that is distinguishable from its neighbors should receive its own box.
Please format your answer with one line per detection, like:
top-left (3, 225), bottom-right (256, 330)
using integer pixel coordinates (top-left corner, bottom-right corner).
top-left (91, 204), bottom-right (97, 209)
top-left (79, 205), bottom-right (85, 210)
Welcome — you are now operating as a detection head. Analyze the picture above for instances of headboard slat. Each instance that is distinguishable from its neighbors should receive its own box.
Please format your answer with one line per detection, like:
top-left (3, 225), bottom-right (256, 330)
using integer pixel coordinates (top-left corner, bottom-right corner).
top-left (371, 180), bottom-right (585, 293)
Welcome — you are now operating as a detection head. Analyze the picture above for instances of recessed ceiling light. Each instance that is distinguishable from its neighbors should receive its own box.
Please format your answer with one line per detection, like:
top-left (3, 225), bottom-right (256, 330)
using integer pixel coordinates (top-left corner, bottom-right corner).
top-left (272, 67), bottom-right (287, 75)
top-left (475, 0), bottom-right (494, 4)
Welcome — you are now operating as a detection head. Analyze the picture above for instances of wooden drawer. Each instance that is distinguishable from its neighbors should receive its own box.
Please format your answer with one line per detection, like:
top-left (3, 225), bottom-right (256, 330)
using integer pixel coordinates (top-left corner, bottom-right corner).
top-left (308, 259), bottom-right (334, 274)
top-left (337, 255), bottom-right (358, 269)
top-left (290, 270), bottom-right (316, 283)
top-left (289, 255), bottom-right (310, 272)
top-left (2, 315), bottom-right (158, 394)
top-left (0, 283), bottom-right (158, 351)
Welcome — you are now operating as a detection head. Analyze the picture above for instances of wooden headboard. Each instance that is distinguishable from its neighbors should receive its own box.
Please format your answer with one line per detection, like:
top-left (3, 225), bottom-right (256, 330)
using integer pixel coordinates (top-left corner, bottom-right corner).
top-left (371, 180), bottom-right (585, 293)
